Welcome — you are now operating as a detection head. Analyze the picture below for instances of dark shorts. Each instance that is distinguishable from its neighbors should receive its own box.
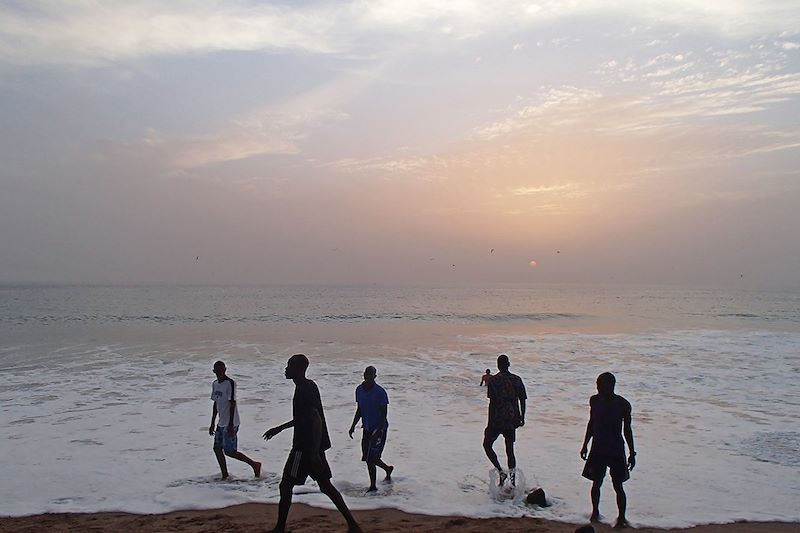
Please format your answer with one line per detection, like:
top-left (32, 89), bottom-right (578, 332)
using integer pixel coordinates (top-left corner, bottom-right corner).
top-left (485, 424), bottom-right (516, 443)
top-left (213, 425), bottom-right (238, 453)
top-left (582, 453), bottom-right (630, 483)
top-left (361, 426), bottom-right (388, 462)
top-left (282, 450), bottom-right (332, 486)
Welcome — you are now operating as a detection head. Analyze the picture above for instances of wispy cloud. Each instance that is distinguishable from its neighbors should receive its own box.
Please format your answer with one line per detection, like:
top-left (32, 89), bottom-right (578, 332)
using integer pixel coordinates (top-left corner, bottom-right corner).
top-left (95, 105), bottom-right (348, 170)
top-left (594, 45), bottom-right (800, 134)
top-left (472, 87), bottom-right (603, 140)
top-left (319, 36), bottom-right (800, 208)
top-left (89, 59), bottom-right (389, 170)
top-left (510, 184), bottom-right (581, 196)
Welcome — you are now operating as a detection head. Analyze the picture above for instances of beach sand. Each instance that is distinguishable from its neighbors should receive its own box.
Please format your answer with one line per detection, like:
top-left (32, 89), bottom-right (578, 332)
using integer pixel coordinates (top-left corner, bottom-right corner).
top-left (1, 503), bottom-right (796, 533)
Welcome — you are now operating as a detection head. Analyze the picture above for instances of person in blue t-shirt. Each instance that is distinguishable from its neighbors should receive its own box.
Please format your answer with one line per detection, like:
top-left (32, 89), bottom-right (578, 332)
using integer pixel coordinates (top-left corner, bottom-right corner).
top-left (348, 365), bottom-right (394, 492)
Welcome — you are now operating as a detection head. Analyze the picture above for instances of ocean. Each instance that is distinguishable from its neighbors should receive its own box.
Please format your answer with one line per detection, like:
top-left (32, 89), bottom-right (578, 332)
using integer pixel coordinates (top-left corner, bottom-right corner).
top-left (1, 284), bottom-right (798, 527)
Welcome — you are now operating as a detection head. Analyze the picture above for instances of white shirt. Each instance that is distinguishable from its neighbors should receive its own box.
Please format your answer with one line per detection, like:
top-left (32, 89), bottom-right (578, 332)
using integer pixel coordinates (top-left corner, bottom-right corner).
top-left (211, 377), bottom-right (240, 428)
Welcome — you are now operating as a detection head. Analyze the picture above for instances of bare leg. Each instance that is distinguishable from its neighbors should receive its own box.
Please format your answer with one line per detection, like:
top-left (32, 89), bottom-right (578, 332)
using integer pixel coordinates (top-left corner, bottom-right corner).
top-left (483, 434), bottom-right (508, 486)
top-left (504, 436), bottom-right (516, 470)
top-left (483, 432), bottom-right (503, 471)
top-left (613, 480), bottom-right (629, 528)
top-left (268, 479), bottom-right (294, 533)
top-left (318, 478), bottom-right (361, 532)
top-left (375, 459), bottom-right (393, 480)
top-left (224, 450), bottom-right (261, 477)
top-left (366, 462), bottom-right (378, 492)
top-left (213, 447), bottom-right (228, 479)
top-left (590, 479), bottom-right (602, 522)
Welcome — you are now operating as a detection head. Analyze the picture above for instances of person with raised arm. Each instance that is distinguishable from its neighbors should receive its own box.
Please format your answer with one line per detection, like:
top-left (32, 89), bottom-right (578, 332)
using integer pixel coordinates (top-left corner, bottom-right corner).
top-left (483, 354), bottom-right (527, 486)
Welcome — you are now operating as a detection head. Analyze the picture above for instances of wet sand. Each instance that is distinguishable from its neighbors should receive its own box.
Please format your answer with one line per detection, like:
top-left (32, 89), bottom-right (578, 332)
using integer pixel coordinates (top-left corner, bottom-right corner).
top-left (1, 503), bottom-right (796, 532)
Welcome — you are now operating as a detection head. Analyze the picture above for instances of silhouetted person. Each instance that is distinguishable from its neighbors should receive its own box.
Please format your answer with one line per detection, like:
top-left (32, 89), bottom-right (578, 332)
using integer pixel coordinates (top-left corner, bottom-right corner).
top-left (348, 365), bottom-right (394, 492)
top-left (580, 372), bottom-right (636, 529)
top-left (483, 354), bottom-right (527, 485)
top-left (263, 354), bottom-right (361, 533)
top-left (480, 368), bottom-right (492, 386)
top-left (209, 361), bottom-right (261, 480)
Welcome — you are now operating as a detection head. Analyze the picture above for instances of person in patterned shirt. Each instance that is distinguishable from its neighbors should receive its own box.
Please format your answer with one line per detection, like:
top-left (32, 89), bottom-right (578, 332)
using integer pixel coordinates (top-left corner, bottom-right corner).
top-left (483, 354), bottom-right (527, 486)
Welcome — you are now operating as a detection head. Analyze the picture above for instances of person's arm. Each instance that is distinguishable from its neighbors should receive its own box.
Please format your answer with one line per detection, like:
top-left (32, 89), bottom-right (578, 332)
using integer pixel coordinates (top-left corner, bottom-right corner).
top-left (624, 408), bottom-right (636, 470)
top-left (263, 420), bottom-right (294, 440)
top-left (377, 404), bottom-right (387, 430)
top-left (348, 406), bottom-right (362, 439)
top-left (227, 399), bottom-right (237, 435)
top-left (518, 398), bottom-right (526, 427)
top-left (309, 408), bottom-right (323, 457)
top-left (580, 419), bottom-right (593, 459)
top-left (209, 402), bottom-right (217, 435)
top-left (580, 398), bottom-right (594, 460)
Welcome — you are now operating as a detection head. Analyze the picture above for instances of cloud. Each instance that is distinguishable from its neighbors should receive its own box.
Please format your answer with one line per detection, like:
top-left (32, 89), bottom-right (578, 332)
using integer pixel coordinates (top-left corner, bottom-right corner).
top-left (472, 87), bottom-right (604, 141)
top-left (89, 59), bottom-right (387, 170)
top-left (318, 36), bottom-right (800, 217)
top-left (0, 1), bottom-right (342, 67)
top-left (593, 45), bottom-right (800, 134)
top-left (510, 184), bottom-right (581, 196)
top-left (2, 1), bottom-right (799, 67)
top-left (96, 107), bottom-right (348, 170)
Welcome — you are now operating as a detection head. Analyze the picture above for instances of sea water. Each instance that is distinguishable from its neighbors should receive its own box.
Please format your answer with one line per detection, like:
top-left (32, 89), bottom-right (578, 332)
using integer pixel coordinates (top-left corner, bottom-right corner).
top-left (1, 285), bottom-right (798, 527)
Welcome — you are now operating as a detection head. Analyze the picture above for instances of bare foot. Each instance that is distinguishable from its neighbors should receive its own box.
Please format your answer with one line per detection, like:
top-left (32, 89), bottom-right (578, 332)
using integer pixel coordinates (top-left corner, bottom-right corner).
top-left (498, 471), bottom-right (507, 487)
top-left (614, 518), bottom-right (630, 529)
top-left (590, 512), bottom-right (600, 523)
top-left (384, 465), bottom-right (394, 481)
top-left (220, 473), bottom-right (229, 481)
top-left (347, 525), bottom-right (363, 533)
top-left (366, 486), bottom-right (378, 493)
top-left (253, 461), bottom-right (262, 478)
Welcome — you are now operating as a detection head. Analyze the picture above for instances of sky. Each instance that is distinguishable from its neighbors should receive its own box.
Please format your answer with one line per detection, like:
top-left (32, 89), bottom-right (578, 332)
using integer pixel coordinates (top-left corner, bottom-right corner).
top-left (1, 1), bottom-right (799, 287)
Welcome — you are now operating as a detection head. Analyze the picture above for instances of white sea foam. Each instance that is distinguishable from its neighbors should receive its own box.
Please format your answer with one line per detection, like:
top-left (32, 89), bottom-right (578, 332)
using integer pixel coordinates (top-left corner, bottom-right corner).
top-left (1, 329), bottom-right (799, 527)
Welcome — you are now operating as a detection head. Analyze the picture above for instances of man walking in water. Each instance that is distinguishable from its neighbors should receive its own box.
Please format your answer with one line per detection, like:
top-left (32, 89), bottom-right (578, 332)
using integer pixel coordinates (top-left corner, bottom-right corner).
top-left (480, 368), bottom-right (492, 386)
top-left (348, 366), bottom-right (394, 492)
top-left (483, 354), bottom-right (527, 486)
top-left (209, 360), bottom-right (261, 480)
top-left (580, 372), bottom-right (636, 529)
top-left (263, 354), bottom-right (361, 533)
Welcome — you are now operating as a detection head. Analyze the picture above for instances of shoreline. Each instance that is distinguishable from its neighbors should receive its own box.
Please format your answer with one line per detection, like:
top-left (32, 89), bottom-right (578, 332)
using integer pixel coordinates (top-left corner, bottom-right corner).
top-left (1, 503), bottom-right (797, 532)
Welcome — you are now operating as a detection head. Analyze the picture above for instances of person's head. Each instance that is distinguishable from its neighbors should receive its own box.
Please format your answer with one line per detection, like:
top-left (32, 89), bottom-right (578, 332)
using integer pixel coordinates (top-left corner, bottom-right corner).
top-left (285, 354), bottom-right (309, 380)
top-left (213, 360), bottom-right (226, 379)
top-left (485, 368), bottom-right (491, 374)
top-left (363, 365), bottom-right (377, 384)
top-left (497, 354), bottom-right (510, 372)
top-left (596, 372), bottom-right (616, 396)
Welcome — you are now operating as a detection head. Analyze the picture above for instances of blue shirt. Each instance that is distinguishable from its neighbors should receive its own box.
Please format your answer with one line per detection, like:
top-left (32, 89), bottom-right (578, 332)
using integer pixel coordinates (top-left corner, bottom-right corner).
top-left (355, 383), bottom-right (389, 432)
